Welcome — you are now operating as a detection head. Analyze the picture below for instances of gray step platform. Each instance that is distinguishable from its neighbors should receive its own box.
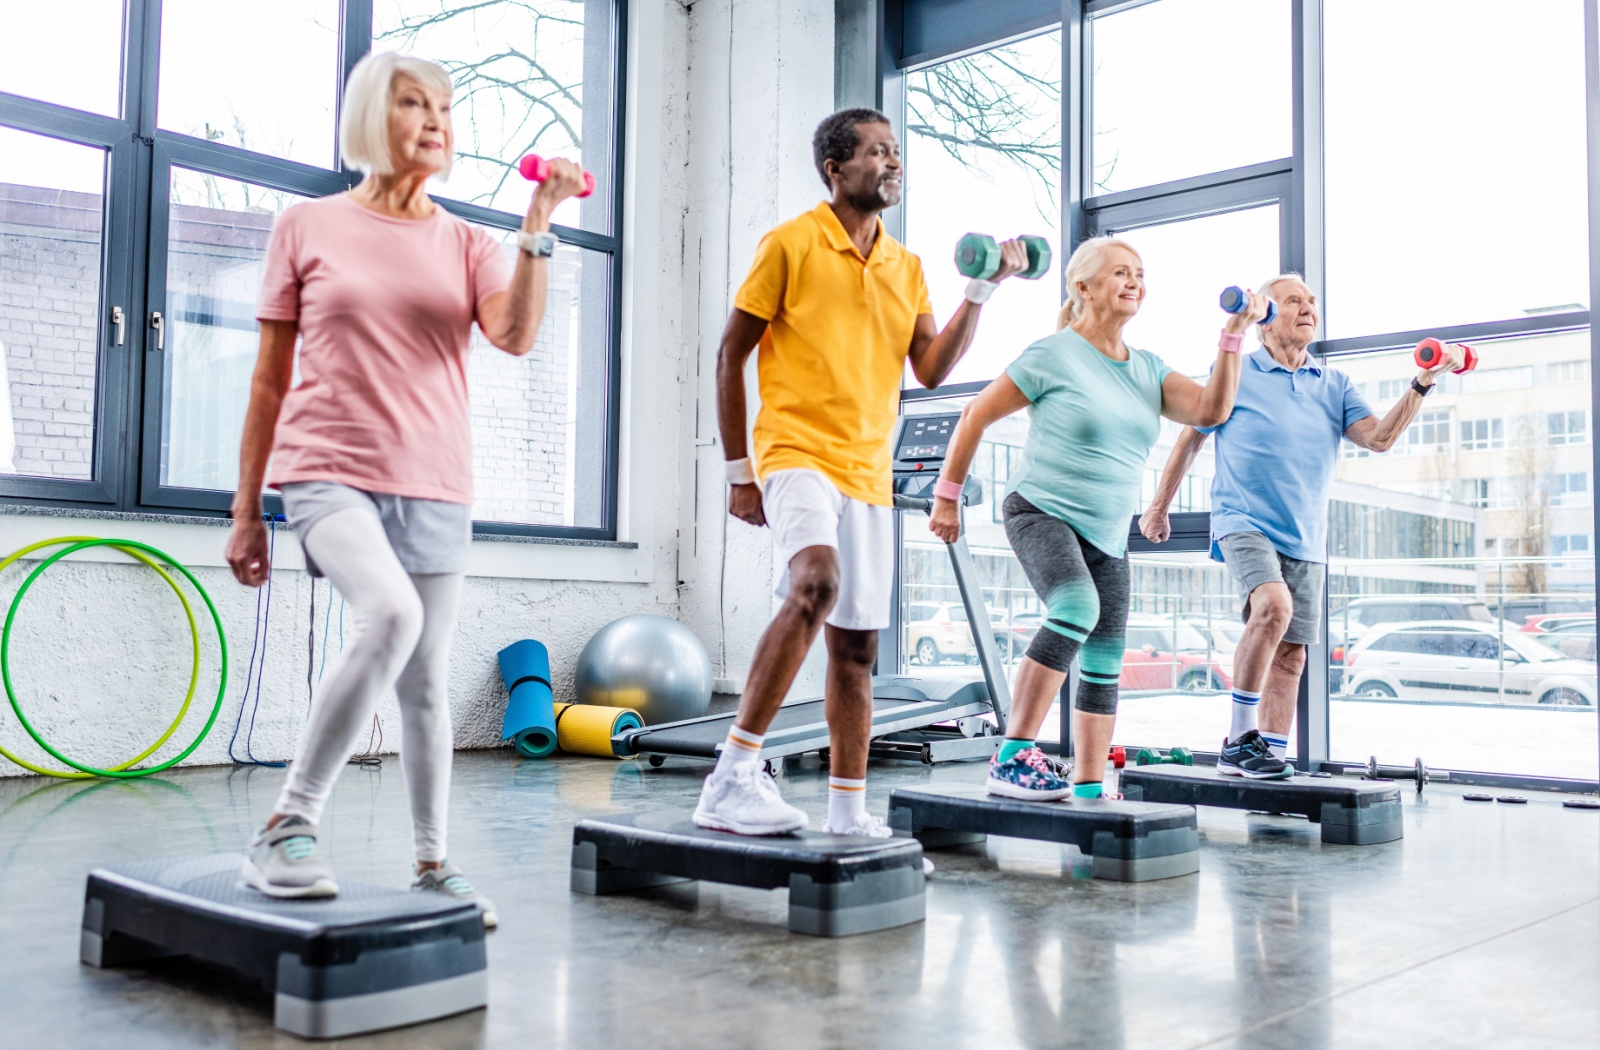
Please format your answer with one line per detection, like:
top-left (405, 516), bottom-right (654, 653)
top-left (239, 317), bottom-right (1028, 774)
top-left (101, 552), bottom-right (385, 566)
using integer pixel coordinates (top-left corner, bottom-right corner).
top-left (81, 854), bottom-right (487, 1039)
top-left (1120, 765), bottom-right (1403, 844)
top-left (887, 784), bottom-right (1200, 882)
top-left (571, 812), bottom-right (925, 936)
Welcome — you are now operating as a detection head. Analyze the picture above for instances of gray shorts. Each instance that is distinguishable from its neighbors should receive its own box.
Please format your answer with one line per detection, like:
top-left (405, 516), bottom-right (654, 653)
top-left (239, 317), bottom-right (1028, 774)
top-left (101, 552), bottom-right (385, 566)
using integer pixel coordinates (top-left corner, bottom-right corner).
top-left (279, 481), bottom-right (471, 577)
top-left (1216, 531), bottom-right (1324, 645)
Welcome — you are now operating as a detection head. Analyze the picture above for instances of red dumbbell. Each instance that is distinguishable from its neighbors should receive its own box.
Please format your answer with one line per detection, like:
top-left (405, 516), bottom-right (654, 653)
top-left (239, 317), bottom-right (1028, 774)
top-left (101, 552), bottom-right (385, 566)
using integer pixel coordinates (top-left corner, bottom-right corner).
top-left (518, 154), bottom-right (595, 198)
top-left (1111, 745), bottom-right (1126, 769)
top-left (1414, 337), bottom-right (1478, 375)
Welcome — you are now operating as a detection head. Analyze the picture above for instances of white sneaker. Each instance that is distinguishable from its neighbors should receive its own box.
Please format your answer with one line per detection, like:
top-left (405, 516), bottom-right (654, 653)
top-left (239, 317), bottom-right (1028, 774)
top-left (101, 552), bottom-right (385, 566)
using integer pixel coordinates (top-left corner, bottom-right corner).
top-left (693, 764), bottom-right (808, 835)
top-left (823, 812), bottom-right (893, 838)
top-left (241, 816), bottom-right (339, 899)
top-left (825, 813), bottom-right (935, 875)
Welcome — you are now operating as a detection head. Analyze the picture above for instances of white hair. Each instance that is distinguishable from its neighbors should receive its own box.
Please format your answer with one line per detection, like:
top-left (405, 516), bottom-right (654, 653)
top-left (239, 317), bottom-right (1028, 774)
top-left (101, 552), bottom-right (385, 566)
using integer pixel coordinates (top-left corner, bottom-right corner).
top-left (1058, 236), bottom-right (1141, 329)
top-left (1255, 272), bottom-right (1309, 343)
top-left (339, 51), bottom-right (455, 179)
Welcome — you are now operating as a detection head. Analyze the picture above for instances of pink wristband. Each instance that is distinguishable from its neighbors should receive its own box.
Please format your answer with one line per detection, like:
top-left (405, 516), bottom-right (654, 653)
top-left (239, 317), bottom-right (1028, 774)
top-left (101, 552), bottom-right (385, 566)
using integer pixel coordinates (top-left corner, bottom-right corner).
top-left (933, 479), bottom-right (964, 502)
top-left (1218, 329), bottom-right (1243, 353)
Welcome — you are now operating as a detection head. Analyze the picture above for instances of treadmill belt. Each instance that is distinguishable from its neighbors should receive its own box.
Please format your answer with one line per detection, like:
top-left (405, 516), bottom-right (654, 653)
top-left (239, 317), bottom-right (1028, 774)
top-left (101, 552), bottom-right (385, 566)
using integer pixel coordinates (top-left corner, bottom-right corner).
top-left (626, 696), bottom-right (945, 759)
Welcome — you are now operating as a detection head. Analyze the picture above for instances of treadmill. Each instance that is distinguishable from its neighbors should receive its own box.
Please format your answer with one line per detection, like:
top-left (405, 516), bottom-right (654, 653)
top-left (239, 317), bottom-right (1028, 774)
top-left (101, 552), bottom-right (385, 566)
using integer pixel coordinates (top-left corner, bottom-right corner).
top-left (613, 412), bottom-right (1013, 766)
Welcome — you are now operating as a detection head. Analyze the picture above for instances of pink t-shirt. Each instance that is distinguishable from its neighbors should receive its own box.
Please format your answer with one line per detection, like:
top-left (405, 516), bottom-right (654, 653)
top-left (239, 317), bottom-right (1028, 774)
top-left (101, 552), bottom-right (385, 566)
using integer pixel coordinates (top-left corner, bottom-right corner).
top-left (256, 193), bottom-right (511, 503)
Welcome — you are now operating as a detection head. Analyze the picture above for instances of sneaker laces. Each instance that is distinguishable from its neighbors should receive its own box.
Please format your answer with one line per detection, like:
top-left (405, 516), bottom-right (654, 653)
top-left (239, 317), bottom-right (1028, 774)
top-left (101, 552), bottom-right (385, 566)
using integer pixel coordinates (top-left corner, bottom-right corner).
top-left (734, 763), bottom-right (783, 802)
top-left (1021, 748), bottom-right (1054, 775)
top-left (1240, 733), bottom-right (1276, 760)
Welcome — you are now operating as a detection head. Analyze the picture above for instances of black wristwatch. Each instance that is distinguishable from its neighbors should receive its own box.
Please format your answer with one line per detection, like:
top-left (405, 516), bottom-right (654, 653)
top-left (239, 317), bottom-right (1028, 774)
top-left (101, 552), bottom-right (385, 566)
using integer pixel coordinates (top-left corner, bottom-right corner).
top-left (1411, 377), bottom-right (1434, 397)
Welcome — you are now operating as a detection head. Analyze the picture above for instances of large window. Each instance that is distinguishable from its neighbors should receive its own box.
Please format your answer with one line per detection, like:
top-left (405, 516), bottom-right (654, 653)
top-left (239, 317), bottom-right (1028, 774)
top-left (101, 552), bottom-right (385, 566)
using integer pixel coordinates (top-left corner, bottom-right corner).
top-left (0, 0), bottom-right (623, 537)
top-left (1323, 0), bottom-right (1589, 337)
top-left (888, 0), bottom-right (1598, 784)
top-left (903, 32), bottom-right (1063, 385)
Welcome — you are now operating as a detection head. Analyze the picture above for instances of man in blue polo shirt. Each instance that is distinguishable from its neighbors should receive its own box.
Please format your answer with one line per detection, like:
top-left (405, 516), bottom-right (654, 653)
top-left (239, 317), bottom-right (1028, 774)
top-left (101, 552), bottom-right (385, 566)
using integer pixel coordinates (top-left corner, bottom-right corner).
top-left (1139, 274), bottom-right (1462, 777)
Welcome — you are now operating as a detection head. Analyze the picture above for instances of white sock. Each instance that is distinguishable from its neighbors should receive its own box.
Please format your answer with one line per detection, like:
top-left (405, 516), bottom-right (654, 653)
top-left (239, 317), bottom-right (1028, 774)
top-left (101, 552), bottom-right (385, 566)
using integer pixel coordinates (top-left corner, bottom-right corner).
top-left (826, 776), bottom-right (867, 830)
top-left (1229, 688), bottom-right (1261, 740)
top-left (712, 724), bottom-right (763, 779)
top-left (1260, 732), bottom-right (1289, 760)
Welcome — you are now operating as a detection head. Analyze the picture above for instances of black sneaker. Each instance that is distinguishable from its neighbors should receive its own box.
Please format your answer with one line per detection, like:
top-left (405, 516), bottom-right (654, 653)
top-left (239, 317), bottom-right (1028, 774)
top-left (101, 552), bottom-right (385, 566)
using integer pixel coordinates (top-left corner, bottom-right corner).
top-left (1217, 730), bottom-right (1292, 780)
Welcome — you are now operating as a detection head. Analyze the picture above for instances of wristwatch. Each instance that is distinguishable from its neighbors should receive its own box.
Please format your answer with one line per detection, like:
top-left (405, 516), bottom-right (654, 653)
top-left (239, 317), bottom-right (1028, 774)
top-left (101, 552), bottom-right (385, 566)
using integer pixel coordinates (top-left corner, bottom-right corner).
top-left (1411, 376), bottom-right (1434, 397)
top-left (517, 229), bottom-right (559, 258)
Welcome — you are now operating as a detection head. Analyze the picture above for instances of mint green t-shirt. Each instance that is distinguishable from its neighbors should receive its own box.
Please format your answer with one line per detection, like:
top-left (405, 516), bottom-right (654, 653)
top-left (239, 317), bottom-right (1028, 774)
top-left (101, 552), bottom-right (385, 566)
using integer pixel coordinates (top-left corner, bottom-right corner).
top-left (1004, 328), bottom-right (1173, 557)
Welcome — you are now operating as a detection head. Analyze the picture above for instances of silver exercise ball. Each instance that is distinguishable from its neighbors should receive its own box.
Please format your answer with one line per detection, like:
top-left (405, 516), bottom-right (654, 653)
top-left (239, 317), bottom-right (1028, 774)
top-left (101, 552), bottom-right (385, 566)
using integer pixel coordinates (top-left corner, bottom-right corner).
top-left (574, 614), bottom-right (713, 725)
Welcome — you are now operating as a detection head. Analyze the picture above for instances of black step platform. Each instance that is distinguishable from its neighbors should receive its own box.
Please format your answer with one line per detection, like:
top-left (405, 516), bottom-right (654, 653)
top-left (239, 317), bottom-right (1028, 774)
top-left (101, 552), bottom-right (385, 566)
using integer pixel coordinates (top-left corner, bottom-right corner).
top-left (887, 784), bottom-right (1200, 881)
top-left (1119, 765), bottom-right (1403, 844)
top-left (570, 812), bottom-right (925, 936)
top-left (81, 854), bottom-right (487, 1039)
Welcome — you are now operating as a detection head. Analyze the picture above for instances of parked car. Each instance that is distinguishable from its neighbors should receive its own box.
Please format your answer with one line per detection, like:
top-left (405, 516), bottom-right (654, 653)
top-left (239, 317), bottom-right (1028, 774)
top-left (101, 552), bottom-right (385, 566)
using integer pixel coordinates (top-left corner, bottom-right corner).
top-left (1540, 619), bottom-right (1598, 663)
top-left (1343, 621), bottom-right (1595, 706)
top-left (995, 611), bottom-right (1041, 658)
top-left (1489, 596), bottom-right (1595, 625)
top-left (1188, 621), bottom-right (1243, 655)
top-left (903, 602), bottom-right (976, 666)
top-left (1521, 613), bottom-right (1595, 635)
top-left (1121, 616), bottom-right (1234, 692)
top-left (1328, 626), bottom-right (1348, 693)
top-left (1335, 596), bottom-right (1498, 644)
top-left (908, 601), bottom-right (1004, 659)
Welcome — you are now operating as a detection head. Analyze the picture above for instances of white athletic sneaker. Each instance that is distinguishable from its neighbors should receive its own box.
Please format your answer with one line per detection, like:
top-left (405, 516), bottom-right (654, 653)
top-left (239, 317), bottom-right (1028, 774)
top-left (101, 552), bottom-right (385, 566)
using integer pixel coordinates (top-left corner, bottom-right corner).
top-left (241, 816), bottom-right (339, 899)
top-left (822, 812), bottom-right (893, 838)
top-left (413, 862), bottom-right (498, 930)
top-left (693, 764), bottom-right (808, 835)
top-left (825, 812), bottom-right (935, 875)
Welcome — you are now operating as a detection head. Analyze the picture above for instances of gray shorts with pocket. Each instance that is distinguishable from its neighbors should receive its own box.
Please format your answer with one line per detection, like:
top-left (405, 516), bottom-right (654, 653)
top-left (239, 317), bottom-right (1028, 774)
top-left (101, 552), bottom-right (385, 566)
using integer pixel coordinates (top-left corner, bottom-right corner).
top-left (279, 481), bottom-right (472, 578)
top-left (1216, 531), bottom-right (1324, 645)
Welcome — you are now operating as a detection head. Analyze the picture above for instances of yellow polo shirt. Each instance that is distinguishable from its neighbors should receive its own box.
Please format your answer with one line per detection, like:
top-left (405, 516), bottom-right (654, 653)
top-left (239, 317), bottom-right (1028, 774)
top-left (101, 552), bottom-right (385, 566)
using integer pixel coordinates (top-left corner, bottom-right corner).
top-left (734, 201), bottom-right (933, 506)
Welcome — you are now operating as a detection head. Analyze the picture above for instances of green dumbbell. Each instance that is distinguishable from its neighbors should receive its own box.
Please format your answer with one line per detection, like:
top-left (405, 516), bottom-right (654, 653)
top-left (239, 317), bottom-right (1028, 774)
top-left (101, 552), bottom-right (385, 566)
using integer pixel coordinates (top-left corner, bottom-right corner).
top-left (954, 233), bottom-right (1053, 281)
top-left (1134, 746), bottom-right (1195, 767)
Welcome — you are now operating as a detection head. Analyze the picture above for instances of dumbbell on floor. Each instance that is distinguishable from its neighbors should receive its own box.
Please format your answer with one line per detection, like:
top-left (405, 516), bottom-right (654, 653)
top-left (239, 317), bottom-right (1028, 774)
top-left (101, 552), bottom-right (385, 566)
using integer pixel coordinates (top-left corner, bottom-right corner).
top-left (1135, 746), bottom-right (1194, 767)
top-left (955, 233), bottom-right (1052, 281)
top-left (1219, 286), bottom-right (1277, 325)
top-left (1414, 337), bottom-right (1478, 374)
top-left (1364, 755), bottom-right (1442, 795)
top-left (518, 154), bottom-right (596, 198)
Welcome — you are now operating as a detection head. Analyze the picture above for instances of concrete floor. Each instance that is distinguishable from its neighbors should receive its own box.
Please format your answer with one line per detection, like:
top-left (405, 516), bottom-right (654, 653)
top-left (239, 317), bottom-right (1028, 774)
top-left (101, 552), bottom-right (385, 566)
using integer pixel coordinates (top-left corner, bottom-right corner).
top-left (1, 751), bottom-right (1597, 1050)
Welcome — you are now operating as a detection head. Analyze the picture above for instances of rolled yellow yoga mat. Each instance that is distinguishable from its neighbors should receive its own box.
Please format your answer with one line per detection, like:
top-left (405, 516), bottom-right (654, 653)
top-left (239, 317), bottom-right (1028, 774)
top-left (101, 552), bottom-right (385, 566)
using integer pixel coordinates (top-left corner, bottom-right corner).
top-left (552, 702), bottom-right (644, 759)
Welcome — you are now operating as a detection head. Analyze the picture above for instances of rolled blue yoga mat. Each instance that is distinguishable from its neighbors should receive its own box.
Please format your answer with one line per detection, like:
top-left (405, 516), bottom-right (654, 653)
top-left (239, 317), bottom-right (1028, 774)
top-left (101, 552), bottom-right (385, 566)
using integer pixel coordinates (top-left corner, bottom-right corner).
top-left (499, 639), bottom-right (557, 759)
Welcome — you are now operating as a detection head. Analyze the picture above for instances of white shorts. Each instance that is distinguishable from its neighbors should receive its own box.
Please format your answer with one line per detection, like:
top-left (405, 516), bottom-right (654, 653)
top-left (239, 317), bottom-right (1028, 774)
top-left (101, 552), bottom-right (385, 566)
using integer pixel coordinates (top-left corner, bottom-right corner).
top-left (763, 468), bottom-right (894, 631)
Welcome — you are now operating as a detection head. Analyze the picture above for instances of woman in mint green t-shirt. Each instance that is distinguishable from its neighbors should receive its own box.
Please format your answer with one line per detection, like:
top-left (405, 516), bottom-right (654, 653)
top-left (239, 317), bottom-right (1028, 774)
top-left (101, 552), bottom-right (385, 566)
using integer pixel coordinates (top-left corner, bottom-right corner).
top-left (928, 236), bottom-right (1267, 800)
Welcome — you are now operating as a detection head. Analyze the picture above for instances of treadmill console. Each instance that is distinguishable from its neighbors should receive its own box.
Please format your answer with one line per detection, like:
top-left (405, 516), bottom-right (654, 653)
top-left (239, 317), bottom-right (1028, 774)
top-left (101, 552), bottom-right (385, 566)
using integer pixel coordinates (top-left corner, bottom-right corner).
top-left (890, 412), bottom-right (981, 507)
top-left (892, 413), bottom-right (958, 474)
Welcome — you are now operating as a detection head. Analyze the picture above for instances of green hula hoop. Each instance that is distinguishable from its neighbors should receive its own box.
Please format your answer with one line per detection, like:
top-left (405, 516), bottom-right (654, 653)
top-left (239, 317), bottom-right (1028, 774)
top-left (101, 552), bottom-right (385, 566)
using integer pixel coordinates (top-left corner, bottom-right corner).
top-left (0, 538), bottom-right (228, 779)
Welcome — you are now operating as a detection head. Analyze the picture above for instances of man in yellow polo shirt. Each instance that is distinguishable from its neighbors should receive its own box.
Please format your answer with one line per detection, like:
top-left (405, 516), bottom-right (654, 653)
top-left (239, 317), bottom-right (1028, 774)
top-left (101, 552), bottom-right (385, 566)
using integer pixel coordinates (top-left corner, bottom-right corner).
top-left (693, 107), bottom-right (1030, 836)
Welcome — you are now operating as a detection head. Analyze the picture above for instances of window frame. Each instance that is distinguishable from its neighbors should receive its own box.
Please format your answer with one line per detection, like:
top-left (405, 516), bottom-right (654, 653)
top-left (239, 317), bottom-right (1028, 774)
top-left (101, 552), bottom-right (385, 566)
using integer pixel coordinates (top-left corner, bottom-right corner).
top-left (879, 0), bottom-right (1600, 785)
top-left (0, 0), bottom-right (628, 540)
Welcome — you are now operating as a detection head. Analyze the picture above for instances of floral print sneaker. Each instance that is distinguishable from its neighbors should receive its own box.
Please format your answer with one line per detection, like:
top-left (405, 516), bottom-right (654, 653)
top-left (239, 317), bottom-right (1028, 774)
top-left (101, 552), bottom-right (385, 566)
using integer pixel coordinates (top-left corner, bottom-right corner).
top-left (985, 746), bottom-right (1074, 801)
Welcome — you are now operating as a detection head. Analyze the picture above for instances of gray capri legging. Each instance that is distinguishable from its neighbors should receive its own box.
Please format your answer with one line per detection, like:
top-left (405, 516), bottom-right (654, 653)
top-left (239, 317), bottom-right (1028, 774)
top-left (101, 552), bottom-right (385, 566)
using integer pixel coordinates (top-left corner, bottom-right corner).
top-left (1002, 492), bottom-right (1131, 716)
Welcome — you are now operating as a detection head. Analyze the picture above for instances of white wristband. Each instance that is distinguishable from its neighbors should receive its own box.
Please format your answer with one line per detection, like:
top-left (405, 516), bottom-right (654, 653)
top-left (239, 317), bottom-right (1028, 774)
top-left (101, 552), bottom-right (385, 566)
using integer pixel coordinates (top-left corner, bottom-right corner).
top-left (964, 278), bottom-right (999, 305)
top-left (725, 458), bottom-right (756, 485)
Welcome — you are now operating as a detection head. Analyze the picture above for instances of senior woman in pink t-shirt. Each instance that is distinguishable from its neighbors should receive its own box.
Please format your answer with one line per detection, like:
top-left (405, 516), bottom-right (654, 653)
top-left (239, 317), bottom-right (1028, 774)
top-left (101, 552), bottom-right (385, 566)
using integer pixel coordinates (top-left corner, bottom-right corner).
top-left (224, 51), bottom-right (584, 923)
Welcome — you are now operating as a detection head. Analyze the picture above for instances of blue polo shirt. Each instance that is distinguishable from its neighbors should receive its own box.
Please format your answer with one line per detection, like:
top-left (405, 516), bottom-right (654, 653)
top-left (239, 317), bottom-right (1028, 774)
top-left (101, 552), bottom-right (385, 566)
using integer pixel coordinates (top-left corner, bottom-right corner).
top-left (1199, 349), bottom-right (1373, 564)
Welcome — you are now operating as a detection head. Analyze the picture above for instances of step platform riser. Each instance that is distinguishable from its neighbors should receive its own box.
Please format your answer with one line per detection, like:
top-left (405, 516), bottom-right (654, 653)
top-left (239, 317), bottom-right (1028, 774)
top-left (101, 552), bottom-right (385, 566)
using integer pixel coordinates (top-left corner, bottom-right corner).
top-left (888, 785), bottom-right (1201, 883)
top-left (1120, 767), bottom-right (1404, 845)
top-left (81, 855), bottom-right (487, 1039)
top-left (571, 814), bottom-right (926, 937)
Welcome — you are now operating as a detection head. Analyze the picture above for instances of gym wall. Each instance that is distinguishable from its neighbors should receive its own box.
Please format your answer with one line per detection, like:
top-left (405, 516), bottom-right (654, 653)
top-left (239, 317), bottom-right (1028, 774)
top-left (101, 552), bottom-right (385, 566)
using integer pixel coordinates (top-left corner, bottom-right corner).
top-left (0, 0), bottom-right (841, 775)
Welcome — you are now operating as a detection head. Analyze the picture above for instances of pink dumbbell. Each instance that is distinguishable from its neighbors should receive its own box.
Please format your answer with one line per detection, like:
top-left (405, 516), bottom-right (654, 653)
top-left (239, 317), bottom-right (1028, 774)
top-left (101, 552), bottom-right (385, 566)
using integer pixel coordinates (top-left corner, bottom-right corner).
top-left (518, 154), bottom-right (595, 198)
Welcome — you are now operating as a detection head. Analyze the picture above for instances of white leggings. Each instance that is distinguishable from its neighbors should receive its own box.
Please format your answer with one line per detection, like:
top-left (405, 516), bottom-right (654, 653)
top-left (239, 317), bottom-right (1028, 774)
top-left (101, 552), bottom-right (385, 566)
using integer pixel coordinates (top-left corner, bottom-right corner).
top-left (274, 507), bottom-right (463, 862)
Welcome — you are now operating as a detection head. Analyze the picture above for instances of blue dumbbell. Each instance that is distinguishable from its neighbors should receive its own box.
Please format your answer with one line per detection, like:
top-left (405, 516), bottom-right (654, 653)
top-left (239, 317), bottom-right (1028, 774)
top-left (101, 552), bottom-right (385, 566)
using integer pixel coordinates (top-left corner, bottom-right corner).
top-left (1219, 286), bottom-right (1277, 325)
